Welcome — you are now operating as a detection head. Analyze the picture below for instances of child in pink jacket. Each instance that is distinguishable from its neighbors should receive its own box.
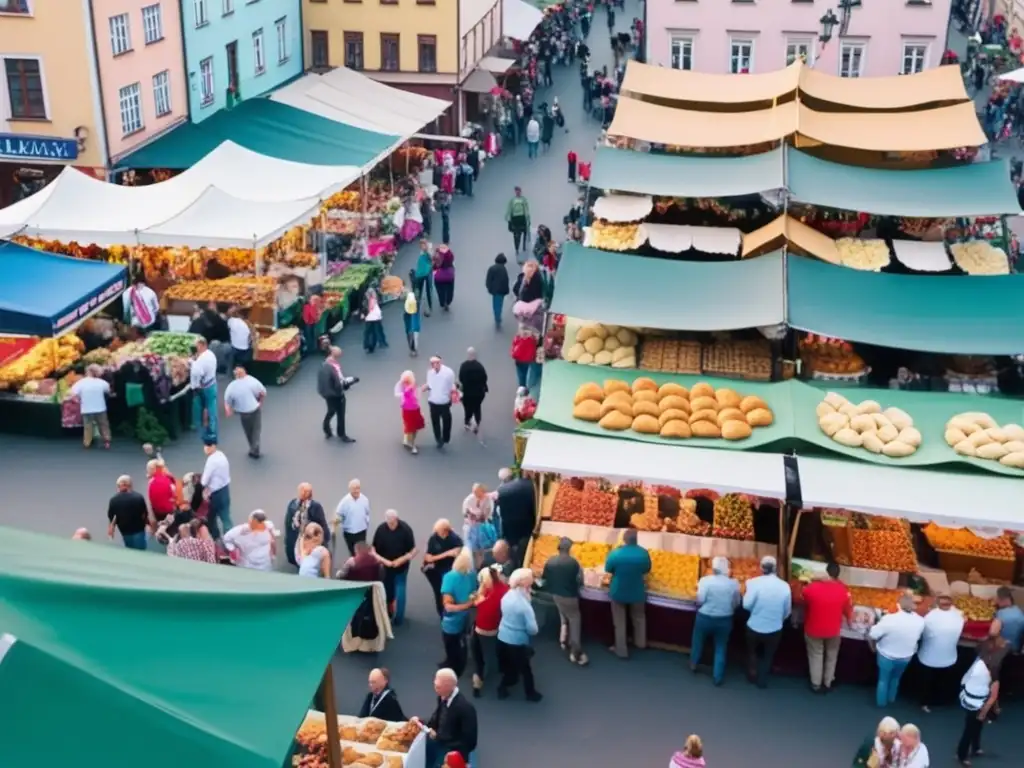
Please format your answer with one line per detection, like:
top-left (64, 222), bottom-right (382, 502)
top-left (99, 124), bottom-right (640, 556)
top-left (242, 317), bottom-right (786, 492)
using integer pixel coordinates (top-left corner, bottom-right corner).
top-left (670, 735), bottom-right (706, 768)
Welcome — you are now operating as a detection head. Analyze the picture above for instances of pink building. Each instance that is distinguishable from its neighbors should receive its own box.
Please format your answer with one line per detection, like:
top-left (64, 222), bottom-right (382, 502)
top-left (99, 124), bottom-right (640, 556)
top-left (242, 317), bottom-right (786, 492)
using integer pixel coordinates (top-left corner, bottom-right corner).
top-left (88, 0), bottom-right (188, 167)
top-left (646, 0), bottom-right (953, 78)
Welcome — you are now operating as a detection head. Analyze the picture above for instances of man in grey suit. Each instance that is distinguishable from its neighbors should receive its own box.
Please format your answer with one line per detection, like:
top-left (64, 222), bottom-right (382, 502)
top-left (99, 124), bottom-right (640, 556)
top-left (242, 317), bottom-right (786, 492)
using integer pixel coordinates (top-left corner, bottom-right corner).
top-left (317, 346), bottom-right (357, 442)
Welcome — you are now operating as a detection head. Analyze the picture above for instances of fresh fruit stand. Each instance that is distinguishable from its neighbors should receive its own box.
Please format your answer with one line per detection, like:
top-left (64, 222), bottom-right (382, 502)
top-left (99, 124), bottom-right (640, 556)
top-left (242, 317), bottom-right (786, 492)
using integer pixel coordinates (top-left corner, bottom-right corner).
top-left (251, 327), bottom-right (302, 387)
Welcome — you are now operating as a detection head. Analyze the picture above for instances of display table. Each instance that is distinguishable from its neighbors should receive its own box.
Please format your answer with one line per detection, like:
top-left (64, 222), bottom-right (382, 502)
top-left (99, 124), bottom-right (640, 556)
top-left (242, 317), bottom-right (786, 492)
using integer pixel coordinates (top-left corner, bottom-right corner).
top-left (0, 394), bottom-right (70, 437)
top-left (293, 710), bottom-right (426, 768)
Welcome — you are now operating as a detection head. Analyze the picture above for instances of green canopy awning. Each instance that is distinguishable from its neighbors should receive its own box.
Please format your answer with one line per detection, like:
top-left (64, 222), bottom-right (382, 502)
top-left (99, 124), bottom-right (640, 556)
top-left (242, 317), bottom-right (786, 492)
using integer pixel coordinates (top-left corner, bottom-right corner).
top-left (119, 99), bottom-right (399, 169)
top-left (787, 254), bottom-right (1024, 355)
top-left (590, 146), bottom-right (785, 198)
top-left (0, 528), bottom-right (368, 768)
top-left (552, 243), bottom-right (786, 330)
top-left (786, 149), bottom-right (1020, 217)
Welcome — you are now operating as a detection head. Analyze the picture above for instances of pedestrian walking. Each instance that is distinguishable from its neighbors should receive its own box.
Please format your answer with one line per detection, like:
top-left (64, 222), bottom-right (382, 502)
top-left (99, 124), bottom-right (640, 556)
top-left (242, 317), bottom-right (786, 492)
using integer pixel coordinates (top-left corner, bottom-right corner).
top-left (284, 483), bottom-right (331, 566)
top-left (868, 593), bottom-right (924, 708)
top-left (497, 568), bottom-right (542, 701)
top-left (318, 346), bottom-right (357, 442)
top-left (361, 288), bottom-right (388, 353)
top-left (297, 522), bottom-right (332, 578)
top-left (742, 555), bottom-right (791, 688)
top-left (607, 7), bottom-right (615, 31)
top-left (958, 653), bottom-right (999, 765)
top-left (301, 294), bottom-right (324, 356)
top-left (201, 438), bottom-right (232, 540)
top-left (512, 260), bottom-right (546, 334)
top-left (433, 244), bottom-right (456, 312)
top-left (395, 370), bottom-right (426, 454)
top-left (226, 306), bottom-right (253, 369)
top-left (526, 117), bottom-right (541, 158)
top-left (690, 556), bottom-right (740, 686)
top-left (190, 337), bottom-right (219, 443)
top-left (605, 529), bottom-right (651, 659)
top-left (440, 548), bottom-right (476, 676)
top-left (71, 365), bottom-right (112, 449)
top-left (423, 519), bottom-right (465, 616)
top-left (916, 591), bottom-right (964, 711)
top-left (335, 478), bottom-right (371, 556)
top-left (485, 254), bottom-right (510, 328)
top-left (897, 724), bottom-right (929, 768)
top-left (372, 510), bottom-right (418, 625)
top-left (506, 186), bottom-right (532, 259)
top-left (543, 537), bottom-right (588, 665)
top-left (853, 717), bottom-right (901, 767)
top-left (541, 107), bottom-right (555, 151)
top-left (510, 327), bottom-right (540, 392)
top-left (223, 365), bottom-right (266, 458)
top-left (472, 564), bottom-right (509, 697)
top-left (437, 190), bottom-right (452, 244)
top-left (801, 561), bottom-right (852, 693)
top-left (146, 458), bottom-right (180, 527)
top-left (420, 193), bottom-right (433, 238)
top-left (553, 97), bottom-right (566, 132)
top-left (402, 286), bottom-right (421, 356)
top-left (567, 149), bottom-right (577, 182)
top-left (414, 239), bottom-right (435, 316)
top-left (106, 474), bottom-right (150, 550)
top-left (462, 483), bottom-right (496, 568)
top-left (423, 355), bottom-right (457, 448)
top-left (669, 735), bottom-right (706, 768)
top-left (458, 348), bottom-right (488, 436)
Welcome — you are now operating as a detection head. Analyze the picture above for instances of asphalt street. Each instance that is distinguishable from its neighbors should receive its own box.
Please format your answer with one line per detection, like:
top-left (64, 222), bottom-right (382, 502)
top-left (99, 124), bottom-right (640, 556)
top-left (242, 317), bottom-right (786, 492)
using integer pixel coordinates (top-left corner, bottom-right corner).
top-left (1, 7), bottom-right (1020, 765)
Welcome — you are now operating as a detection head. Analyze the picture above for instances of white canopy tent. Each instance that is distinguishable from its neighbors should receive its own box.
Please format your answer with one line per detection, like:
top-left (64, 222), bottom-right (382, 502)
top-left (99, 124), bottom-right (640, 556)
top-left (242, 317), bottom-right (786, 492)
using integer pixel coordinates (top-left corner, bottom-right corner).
top-left (504, 0), bottom-right (543, 40)
top-left (522, 431), bottom-right (788, 498)
top-left (796, 456), bottom-right (1023, 529)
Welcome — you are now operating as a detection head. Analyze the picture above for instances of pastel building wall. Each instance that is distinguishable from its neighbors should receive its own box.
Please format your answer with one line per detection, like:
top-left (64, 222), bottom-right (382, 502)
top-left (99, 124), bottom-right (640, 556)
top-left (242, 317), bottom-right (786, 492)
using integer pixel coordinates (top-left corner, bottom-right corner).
top-left (646, 0), bottom-right (953, 78)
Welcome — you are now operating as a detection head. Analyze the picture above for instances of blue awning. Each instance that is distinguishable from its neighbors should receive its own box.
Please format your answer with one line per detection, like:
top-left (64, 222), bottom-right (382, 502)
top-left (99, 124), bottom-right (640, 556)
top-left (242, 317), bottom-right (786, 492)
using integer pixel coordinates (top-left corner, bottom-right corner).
top-left (0, 242), bottom-right (127, 336)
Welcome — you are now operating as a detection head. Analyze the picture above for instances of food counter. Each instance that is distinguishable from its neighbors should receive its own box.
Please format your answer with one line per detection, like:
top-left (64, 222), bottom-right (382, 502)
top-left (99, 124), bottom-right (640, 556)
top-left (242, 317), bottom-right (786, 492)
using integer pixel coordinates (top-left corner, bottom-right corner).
top-left (292, 711), bottom-right (426, 768)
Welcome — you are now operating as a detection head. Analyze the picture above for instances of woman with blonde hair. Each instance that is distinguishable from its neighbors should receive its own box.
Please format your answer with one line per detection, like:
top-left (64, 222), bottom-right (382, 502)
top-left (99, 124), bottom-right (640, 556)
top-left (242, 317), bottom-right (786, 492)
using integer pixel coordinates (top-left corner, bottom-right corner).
top-left (439, 547), bottom-right (476, 675)
top-left (497, 568), bottom-right (541, 701)
top-left (394, 370), bottom-right (425, 454)
top-left (852, 717), bottom-right (901, 767)
top-left (297, 522), bottom-right (332, 578)
top-left (670, 735), bottom-right (706, 768)
top-left (471, 564), bottom-right (509, 697)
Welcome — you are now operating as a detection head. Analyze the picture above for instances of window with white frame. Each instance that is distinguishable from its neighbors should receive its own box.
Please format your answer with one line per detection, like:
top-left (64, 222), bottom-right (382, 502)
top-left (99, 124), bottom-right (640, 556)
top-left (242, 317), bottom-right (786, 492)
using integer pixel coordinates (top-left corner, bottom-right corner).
top-left (153, 70), bottom-right (171, 116)
top-left (194, 0), bottom-right (209, 27)
top-left (786, 37), bottom-right (813, 66)
top-left (109, 13), bottom-right (132, 56)
top-left (729, 38), bottom-right (754, 73)
top-left (670, 36), bottom-right (693, 70)
top-left (199, 56), bottom-right (214, 105)
top-left (275, 17), bottom-right (288, 63)
top-left (142, 4), bottom-right (163, 44)
top-left (223, 0), bottom-right (234, 13)
top-left (253, 28), bottom-right (266, 74)
top-left (119, 82), bottom-right (143, 136)
top-left (839, 41), bottom-right (865, 77)
top-left (901, 42), bottom-right (928, 74)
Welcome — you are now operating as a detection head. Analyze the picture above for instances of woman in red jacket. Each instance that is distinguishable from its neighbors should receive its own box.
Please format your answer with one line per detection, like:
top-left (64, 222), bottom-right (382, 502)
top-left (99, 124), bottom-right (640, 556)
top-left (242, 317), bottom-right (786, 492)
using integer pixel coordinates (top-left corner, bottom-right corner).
top-left (471, 564), bottom-right (509, 697)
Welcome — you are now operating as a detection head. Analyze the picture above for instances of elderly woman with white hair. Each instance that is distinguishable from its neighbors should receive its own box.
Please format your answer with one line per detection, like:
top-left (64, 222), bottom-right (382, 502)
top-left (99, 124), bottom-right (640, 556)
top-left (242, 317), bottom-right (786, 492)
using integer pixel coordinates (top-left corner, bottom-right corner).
top-left (497, 567), bottom-right (542, 701)
top-left (439, 548), bottom-right (477, 676)
top-left (423, 519), bottom-right (465, 616)
top-left (395, 370), bottom-right (425, 454)
top-left (853, 717), bottom-right (901, 767)
top-left (462, 483), bottom-right (497, 568)
top-left (690, 555), bottom-right (740, 686)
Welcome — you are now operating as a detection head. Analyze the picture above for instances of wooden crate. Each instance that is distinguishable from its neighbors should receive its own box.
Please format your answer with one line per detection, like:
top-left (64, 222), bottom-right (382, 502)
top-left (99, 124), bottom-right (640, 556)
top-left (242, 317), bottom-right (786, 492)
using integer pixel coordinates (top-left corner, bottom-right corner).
top-left (937, 550), bottom-right (1016, 583)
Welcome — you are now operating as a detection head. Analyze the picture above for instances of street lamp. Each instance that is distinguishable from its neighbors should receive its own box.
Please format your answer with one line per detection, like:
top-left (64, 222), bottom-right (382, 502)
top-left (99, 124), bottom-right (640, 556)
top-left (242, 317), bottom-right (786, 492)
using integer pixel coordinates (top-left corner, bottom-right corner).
top-left (819, 10), bottom-right (839, 44)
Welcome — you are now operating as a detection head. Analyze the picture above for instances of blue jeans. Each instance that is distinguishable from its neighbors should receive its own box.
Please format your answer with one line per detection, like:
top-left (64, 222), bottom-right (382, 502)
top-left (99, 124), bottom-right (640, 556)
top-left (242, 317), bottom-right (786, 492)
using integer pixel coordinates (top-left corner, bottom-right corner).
top-left (392, 570), bottom-right (408, 626)
top-left (492, 294), bottom-right (504, 325)
top-left (528, 140), bottom-right (539, 158)
top-left (527, 362), bottom-right (542, 393)
top-left (122, 531), bottom-right (147, 550)
top-left (192, 385), bottom-right (218, 443)
top-left (303, 324), bottom-right (317, 356)
top-left (876, 654), bottom-right (911, 707)
top-left (691, 612), bottom-right (732, 684)
top-left (515, 361), bottom-right (530, 389)
top-left (207, 486), bottom-right (232, 540)
top-left (363, 320), bottom-right (387, 352)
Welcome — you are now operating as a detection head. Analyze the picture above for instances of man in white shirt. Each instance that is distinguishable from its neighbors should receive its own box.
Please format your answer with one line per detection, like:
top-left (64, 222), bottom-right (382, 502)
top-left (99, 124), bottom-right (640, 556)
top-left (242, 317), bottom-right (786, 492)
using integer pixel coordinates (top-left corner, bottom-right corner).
top-left (223, 511), bottom-right (276, 570)
top-left (422, 355), bottom-right (456, 449)
top-left (123, 277), bottom-right (160, 334)
top-left (868, 594), bottom-right (925, 708)
top-left (335, 478), bottom-right (371, 556)
top-left (191, 338), bottom-right (219, 443)
top-left (362, 289), bottom-right (388, 353)
top-left (201, 438), bottom-right (232, 539)
top-left (226, 307), bottom-right (253, 369)
top-left (223, 366), bottom-right (266, 458)
top-left (70, 364), bottom-right (112, 449)
top-left (917, 591), bottom-right (965, 712)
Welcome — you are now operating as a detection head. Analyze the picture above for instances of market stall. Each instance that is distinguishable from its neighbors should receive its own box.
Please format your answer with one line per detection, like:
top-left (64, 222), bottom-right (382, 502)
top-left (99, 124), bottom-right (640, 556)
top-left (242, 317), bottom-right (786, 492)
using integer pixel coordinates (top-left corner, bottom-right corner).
top-left (292, 711), bottom-right (426, 768)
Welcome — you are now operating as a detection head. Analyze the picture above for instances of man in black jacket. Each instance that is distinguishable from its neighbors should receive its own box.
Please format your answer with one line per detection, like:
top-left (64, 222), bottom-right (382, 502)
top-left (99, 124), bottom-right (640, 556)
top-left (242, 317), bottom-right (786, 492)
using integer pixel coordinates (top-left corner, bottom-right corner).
top-left (317, 346), bottom-right (357, 442)
top-left (358, 668), bottom-right (406, 721)
top-left (413, 668), bottom-right (477, 768)
top-left (457, 348), bottom-right (488, 436)
top-left (496, 469), bottom-right (536, 569)
top-left (284, 482), bottom-right (331, 566)
top-left (485, 254), bottom-right (510, 328)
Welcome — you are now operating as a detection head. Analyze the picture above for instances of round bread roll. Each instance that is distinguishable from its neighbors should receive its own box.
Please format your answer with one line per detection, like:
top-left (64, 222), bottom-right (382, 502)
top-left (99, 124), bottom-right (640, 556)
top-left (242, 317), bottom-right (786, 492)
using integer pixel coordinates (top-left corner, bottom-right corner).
top-left (591, 324), bottom-right (610, 340)
top-left (819, 412), bottom-right (849, 437)
top-left (660, 419), bottom-right (692, 439)
top-left (998, 451), bottom-right (1024, 468)
top-left (632, 400), bottom-right (660, 418)
top-left (577, 352), bottom-right (595, 365)
top-left (564, 342), bottom-right (585, 362)
top-left (882, 440), bottom-right (915, 458)
top-left (611, 356), bottom-right (636, 369)
top-left (717, 408), bottom-right (746, 427)
top-left (1001, 423), bottom-right (1024, 442)
top-left (593, 350), bottom-right (613, 365)
top-left (616, 328), bottom-right (638, 346)
top-left (632, 414), bottom-right (660, 434)
top-left (599, 410), bottom-right (632, 431)
top-left (977, 442), bottom-right (1009, 461)
top-left (953, 439), bottom-right (977, 457)
top-left (984, 427), bottom-right (1008, 443)
top-left (603, 336), bottom-right (622, 352)
top-left (838, 403), bottom-right (859, 418)
top-left (603, 379), bottom-right (631, 397)
top-left (945, 428), bottom-right (967, 446)
top-left (632, 390), bottom-right (659, 404)
top-left (816, 402), bottom-right (836, 420)
top-left (601, 399), bottom-right (633, 418)
top-left (632, 376), bottom-right (658, 393)
top-left (968, 430), bottom-right (992, 448)
top-left (740, 395), bottom-right (769, 414)
top-left (690, 396), bottom-right (719, 413)
top-left (862, 433), bottom-right (884, 454)
top-left (658, 382), bottom-right (689, 399)
top-left (691, 420), bottom-right (721, 438)
top-left (722, 421), bottom-right (753, 441)
top-left (573, 383), bottom-right (604, 405)
top-left (1001, 440), bottom-right (1024, 454)
top-left (573, 400), bottom-right (602, 421)
top-left (883, 408), bottom-right (913, 431)
top-left (824, 392), bottom-right (848, 409)
top-left (605, 389), bottom-right (631, 405)
top-left (850, 414), bottom-right (877, 434)
top-left (689, 409), bottom-right (719, 425)
top-left (855, 400), bottom-right (882, 415)
top-left (876, 424), bottom-right (899, 444)
top-left (872, 413), bottom-right (893, 430)
top-left (659, 395), bottom-right (690, 414)
top-left (715, 389), bottom-right (742, 409)
top-left (897, 427), bottom-right (922, 448)
top-left (832, 428), bottom-right (863, 448)
top-left (948, 417), bottom-right (980, 436)
top-left (604, 325), bottom-right (620, 335)
top-left (690, 382), bottom-right (715, 400)
top-left (746, 408), bottom-right (774, 427)
top-left (611, 346), bottom-right (634, 363)
top-left (659, 408), bottom-right (690, 428)
top-left (583, 336), bottom-right (604, 355)
top-left (963, 412), bottom-right (997, 430)
top-left (576, 324), bottom-right (602, 342)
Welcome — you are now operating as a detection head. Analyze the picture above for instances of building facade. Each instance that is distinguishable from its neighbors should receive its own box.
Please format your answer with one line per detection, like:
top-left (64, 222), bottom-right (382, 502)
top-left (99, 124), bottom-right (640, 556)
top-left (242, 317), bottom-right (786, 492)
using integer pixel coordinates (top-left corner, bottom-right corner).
top-left (88, 0), bottom-right (189, 166)
top-left (0, 0), bottom-right (106, 200)
top-left (646, 0), bottom-right (953, 78)
top-left (302, 0), bottom-right (501, 133)
top-left (180, 0), bottom-right (302, 122)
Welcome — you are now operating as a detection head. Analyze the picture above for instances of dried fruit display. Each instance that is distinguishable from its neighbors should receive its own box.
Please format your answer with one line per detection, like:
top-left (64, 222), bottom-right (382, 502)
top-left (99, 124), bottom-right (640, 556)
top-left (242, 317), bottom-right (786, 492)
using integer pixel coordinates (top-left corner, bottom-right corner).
top-left (850, 529), bottom-right (917, 573)
top-left (550, 484), bottom-right (584, 523)
top-left (703, 339), bottom-right (772, 381)
top-left (712, 493), bottom-right (754, 540)
top-left (164, 276), bottom-right (277, 308)
top-left (922, 524), bottom-right (1016, 560)
top-left (817, 392), bottom-right (920, 458)
top-left (703, 558), bottom-right (761, 593)
top-left (944, 412), bottom-right (1024, 469)
top-left (647, 551), bottom-right (700, 599)
top-left (0, 334), bottom-right (83, 387)
top-left (953, 594), bottom-right (996, 621)
top-left (580, 489), bottom-right (617, 526)
top-left (848, 586), bottom-right (905, 614)
top-left (639, 338), bottom-right (702, 374)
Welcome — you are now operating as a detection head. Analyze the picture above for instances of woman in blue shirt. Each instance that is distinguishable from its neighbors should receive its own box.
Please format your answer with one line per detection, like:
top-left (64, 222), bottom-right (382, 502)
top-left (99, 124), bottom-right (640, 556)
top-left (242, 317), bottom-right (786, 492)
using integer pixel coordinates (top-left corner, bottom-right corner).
top-left (439, 548), bottom-right (476, 677)
top-left (413, 239), bottom-right (434, 316)
top-left (497, 568), bottom-right (542, 701)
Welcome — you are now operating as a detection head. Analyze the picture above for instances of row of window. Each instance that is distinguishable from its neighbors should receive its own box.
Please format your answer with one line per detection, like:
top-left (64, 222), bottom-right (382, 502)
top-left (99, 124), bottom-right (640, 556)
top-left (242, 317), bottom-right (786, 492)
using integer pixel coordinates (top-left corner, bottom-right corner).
top-left (110, 5), bottom-right (164, 56)
top-left (310, 31), bottom-right (438, 74)
top-left (118, 71), bottom-right (173, 137)
top-left (669, 37), bottom-right (930, 77)
top-left (193, 0), bottom-right (266, 27)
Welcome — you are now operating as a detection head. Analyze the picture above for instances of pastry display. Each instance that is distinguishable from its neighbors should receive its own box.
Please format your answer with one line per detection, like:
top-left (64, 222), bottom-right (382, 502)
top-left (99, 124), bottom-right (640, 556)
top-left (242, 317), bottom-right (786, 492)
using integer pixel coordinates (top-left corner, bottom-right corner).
top-left (292, 715), bottom-right (414, 768)
top-left (950, 240), bottom-right (1010, 275)
top-left (835, 238), bottom-right (891, 271)
top-left (953, 594), bottom-right (997, 621)
top-left (647, 551), bottom-right (700, 599)
top-left (703, 339), bottom-right (772, 381)
top-left (572, 378), bottom-right (775, 441)
top-left (817, 393), bottom-right (920, 457)
top-left (639, 338), bottom-right (702, 375)
top-left (702, 557), bottom-right (761, 593)
top-left (850, 529), bottom-right (917, 572)
top-left (922, 523), bottom-right (1017, 560)
top-left (376, 722), bottom-right (419, 753)
top-left (583, 220), bottom-right (644, 251)
top-left (712, 493), bottom-right (755, 540)
top-left (356, 720), bottom-right (388, 744)
top-left (563, 323), bottom-right (639, 368)
top-left (944, 412), bottom-right (1024, 468)
top-left (799, 335), bottom-right (867, 376)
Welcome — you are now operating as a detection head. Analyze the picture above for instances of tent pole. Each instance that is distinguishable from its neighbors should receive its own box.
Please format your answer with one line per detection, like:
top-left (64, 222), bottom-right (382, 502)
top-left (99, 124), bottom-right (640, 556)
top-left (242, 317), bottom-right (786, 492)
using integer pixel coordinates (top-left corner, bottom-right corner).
top-left (317, 664), bottom-right (344, 768)
top-left (361, 174), bottom-right (369, 244)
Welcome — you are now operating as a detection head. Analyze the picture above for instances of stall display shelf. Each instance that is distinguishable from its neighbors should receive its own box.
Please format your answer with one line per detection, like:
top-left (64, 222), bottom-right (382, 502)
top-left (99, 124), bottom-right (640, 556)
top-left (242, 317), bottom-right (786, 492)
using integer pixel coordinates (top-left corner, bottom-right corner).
top-left (255, 327), bottom-right (301, 363)
top-left (251, 349), bottom-right (301, 387)
top-left (293, 710), bottom-right (426, 768)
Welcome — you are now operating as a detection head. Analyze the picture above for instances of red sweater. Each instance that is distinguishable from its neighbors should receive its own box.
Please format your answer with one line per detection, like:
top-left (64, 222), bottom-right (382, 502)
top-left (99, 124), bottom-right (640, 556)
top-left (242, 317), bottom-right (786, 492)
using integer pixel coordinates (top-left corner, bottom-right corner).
top-left (148, 473), bottom-right (177, 519)
top-left (475, 581), bottom-right (509, 632)
top-left (802, 579), bottom-right (853, 639)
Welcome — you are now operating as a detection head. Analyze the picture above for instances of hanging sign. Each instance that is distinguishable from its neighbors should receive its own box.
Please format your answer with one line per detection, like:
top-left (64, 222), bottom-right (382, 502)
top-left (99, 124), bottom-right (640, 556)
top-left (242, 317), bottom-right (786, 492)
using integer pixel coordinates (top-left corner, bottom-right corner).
top-left (0, 134), bottom-right (79, 161)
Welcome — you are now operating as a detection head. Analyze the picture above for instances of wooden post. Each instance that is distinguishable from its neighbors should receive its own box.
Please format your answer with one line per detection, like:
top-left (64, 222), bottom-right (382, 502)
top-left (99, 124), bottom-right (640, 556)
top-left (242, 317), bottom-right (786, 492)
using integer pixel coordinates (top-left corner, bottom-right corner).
top-left (318, 664), bottom-right (343, 768)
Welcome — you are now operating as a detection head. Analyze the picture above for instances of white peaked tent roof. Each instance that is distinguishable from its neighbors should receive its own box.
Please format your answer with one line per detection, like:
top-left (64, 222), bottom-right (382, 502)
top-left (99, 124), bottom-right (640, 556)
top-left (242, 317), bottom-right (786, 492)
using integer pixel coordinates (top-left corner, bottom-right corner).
top-left (504, 0), bottom-right (543, 40)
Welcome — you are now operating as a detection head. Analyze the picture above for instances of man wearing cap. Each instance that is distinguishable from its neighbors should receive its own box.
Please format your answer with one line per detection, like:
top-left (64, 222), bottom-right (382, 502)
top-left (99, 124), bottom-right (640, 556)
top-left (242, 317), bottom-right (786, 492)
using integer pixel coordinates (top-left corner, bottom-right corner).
top-left (542, 537), bottom-right (588, 666)
top-left (201, 438), bottom-right (232, 539)
top-left (423, 356), bottom-right (456, 449)
top-left (742, 555), bottom-right (792, 688)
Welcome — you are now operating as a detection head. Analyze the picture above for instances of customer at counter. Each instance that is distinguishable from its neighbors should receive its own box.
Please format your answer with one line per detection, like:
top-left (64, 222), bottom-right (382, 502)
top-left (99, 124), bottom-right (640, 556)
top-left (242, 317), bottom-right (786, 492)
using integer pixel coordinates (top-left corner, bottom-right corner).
top-left (604, 529), bottom-right (651, 659)
top-left (801, 562), bottom-right (853, 694)
top-left (868, 594), bottom-right (924, 709)
top-left (689, 555), bottom-right (740, 687)
top-left (742, 555), bottom-right (791, 689)
top-left (996, 587), bottom-right (1024, 652)
top-left (917, 591), bottom-right (965, 712)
